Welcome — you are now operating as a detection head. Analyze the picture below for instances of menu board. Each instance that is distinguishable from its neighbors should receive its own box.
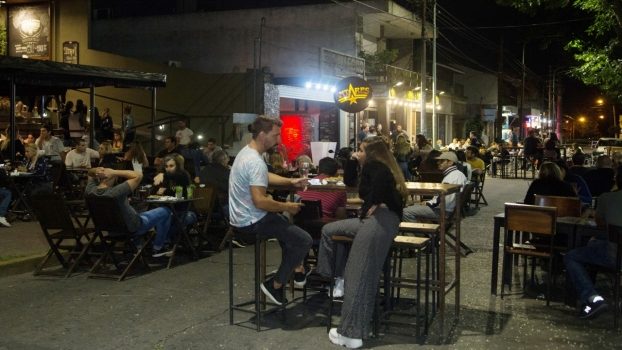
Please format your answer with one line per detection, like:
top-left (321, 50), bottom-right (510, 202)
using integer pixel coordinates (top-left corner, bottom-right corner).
top-left (318, 106), bottom-right (339, 143)
top-left (8, 4), bottom-right (50, 60)
top-left (62, 41), bottom-right (79, 64)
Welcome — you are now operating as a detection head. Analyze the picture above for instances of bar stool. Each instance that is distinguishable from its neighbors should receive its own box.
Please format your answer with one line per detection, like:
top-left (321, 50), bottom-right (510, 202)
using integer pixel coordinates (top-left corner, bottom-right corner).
top-left (227, 226), bottom-right (284, 331)
top-left (381, 235), bottom-right (432, 336)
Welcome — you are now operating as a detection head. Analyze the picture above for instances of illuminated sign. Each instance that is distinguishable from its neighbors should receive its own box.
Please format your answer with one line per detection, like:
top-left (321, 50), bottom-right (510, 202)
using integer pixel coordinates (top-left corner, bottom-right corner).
top-left (333, 76), bottom-right (372, 113)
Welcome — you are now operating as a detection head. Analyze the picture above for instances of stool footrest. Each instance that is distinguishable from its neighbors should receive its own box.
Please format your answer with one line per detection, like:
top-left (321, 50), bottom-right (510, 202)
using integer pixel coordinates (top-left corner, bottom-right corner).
top-left (393, 235), bottom-right (430, 248)
top-left (398, 222), bottom-right (440, 234)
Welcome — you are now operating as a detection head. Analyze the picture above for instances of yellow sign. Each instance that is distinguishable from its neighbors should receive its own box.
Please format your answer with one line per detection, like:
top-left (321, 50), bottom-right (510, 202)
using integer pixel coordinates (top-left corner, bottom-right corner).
top-left (333, 76), bottom-right (373, 113)
top-left (337, 83), bottom-right (371, 105)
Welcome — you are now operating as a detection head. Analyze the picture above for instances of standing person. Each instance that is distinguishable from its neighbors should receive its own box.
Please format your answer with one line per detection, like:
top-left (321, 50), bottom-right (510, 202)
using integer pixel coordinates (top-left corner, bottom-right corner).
top-left (564, 166), bottom-right (622, 319)
top-left (376, 123), bottom-right (384, 136)
top-left (523, 129), bottom-right (542, 169)
top-left (543, 132), bottom-right (561, 160)
top-left (229, 116), bottom-right (312, 306)
top-left (35, 125), bottom-right (64, 161)
top-left (69, 99), bottom-right (86, 140)
top-left (60, 101), bottom-right (73, 146)
top-left (317, 138), bottom-right (407, 349)
top-left (394, 132), bottom-right (413, 180)
top-left (175, 120), bottom-right (194, 147)
top-left (100, 107), bottom-right (114, 142)
top-left (357, 123), bottom-right (369, 143)
top-left (122, 105), bottom-right (135, 147)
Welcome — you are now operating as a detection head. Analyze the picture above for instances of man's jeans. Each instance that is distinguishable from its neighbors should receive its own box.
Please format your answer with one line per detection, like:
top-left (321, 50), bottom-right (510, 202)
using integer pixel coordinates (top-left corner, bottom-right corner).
top-left (564, 239), bottom-right (615, 304)
top-left (237, 213), bottom-right (312, 285)
top-left (136, 207), bottom-right (173, 250)
top-left (0, 187), bottom-right (11, 216)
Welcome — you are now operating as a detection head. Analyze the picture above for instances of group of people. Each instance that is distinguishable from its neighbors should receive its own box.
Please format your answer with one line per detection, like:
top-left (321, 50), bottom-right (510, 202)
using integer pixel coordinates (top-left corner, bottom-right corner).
top-left (226, 116), bottom-right (476, 348)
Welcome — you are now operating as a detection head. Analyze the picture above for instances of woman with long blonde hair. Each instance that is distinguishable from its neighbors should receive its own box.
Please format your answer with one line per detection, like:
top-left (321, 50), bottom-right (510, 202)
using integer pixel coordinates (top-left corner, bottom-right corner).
top-left (317, 137), bottom-right (405, 349)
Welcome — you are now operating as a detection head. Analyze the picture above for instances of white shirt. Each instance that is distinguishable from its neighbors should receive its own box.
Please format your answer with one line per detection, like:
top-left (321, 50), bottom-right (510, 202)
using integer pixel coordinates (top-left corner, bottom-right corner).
top-left (427, 165), bottom-right (467, 212)
top-left (229, 145), bottom-right (268, 227)
top-left (64, 148), bottom-right (99, 168)
top-left (176, 128), bottom-right (194, 146)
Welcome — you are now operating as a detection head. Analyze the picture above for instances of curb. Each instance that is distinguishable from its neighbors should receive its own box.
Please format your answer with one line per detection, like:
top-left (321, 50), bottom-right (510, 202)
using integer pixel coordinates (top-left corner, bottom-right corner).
top-left (0, 254), bottom-right (48, 278)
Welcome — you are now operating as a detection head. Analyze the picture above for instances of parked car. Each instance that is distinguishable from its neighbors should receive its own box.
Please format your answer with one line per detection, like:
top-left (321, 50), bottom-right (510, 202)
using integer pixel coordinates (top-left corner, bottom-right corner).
top-left (594, 137), bottom-right (622, 155)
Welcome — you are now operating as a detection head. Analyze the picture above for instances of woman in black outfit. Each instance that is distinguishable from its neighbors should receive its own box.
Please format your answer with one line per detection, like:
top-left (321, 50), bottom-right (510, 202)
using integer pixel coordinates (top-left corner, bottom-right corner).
top-left (318, 136), bottom-right (407, 349)
top-left (523, 161), bottom-right (577, 204)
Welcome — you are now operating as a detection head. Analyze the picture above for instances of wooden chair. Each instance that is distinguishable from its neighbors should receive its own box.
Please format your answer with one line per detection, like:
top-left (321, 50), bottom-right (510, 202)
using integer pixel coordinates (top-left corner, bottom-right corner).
top-left (501, 203), bottom-right (557, 305)
top-left (85, 194), bottom-right (155, 281)
top-left (191, 185), bottom-right (217, 249)
top-left (534, 195), bottom-right (581, 217)
top-left (30, 193), bottom-right (97, 277)
top-left (471, 167), bottom-right (488, 207)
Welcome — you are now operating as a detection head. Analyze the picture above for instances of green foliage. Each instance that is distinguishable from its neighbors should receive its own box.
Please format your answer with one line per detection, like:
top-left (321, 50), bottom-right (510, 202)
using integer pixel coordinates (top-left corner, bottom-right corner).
top-left (359, 49), bottom-right (399, 76)
top-left (465, 114), bottom-right (484, 136)
top-left (498, 0), bottom-right (622, 102)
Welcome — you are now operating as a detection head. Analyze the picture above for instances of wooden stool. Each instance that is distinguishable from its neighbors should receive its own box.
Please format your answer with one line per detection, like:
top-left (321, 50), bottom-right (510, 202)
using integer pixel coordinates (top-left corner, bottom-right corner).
top-left (227, 226), bottom-right (284, 331)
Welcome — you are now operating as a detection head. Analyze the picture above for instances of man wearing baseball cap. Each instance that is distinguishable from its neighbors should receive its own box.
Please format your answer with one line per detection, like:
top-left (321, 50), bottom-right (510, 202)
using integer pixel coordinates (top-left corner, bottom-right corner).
top-left (403, 151), bottom-right (467, 222)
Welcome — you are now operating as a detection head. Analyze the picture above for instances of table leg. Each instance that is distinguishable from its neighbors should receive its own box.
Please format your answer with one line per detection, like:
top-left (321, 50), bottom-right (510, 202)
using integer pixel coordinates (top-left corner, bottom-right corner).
top-left (491, 217), bottom-right (502, 295)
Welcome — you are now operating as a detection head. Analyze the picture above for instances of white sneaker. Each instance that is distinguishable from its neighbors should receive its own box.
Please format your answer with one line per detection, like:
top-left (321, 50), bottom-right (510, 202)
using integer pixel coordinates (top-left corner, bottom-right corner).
top-left (0, 216), bottom-right (11, 227)
top-left (332, 277), bottom-right (344, 298)
top-left (328, 328), bottom-right (362, 349)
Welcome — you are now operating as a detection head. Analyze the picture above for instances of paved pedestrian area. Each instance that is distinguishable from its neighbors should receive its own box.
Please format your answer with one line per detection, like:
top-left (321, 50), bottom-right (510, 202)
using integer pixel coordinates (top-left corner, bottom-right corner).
top-left (1, 177), bottom-right (621, 349)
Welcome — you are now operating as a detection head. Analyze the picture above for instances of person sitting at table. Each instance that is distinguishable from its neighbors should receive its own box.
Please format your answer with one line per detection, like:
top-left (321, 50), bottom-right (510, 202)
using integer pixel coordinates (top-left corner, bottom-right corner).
top-left (85, 166), bottom-right (173, 258)
top-left (569, 151), bottom-right (590, 178)
top-left (522, 129), bottom-right (542, 170)
top-left (296, 157), bottom-right (347, 219)
top-left (98, 141), bottom-right (118, 168)
top-left (153, 154), bottom-right (197, 257)
top-left (23, 143), bottom-right (52, 196)
top-left (491, 142), bottom-right (510, 177)
top-left (582, 155), bottom-right (615, 197)
top-left (0, 128), bottom-right (25, 161)
top-left (0, 168), bottom-right (12, 227)
top-left (402, 151), bottom-right (467, 223)
top-left (523, 162), bottom-right (576, 204)
top-left (35, 124), bottom-right (64, 162)
top-left (123, 141), bottom-right (149, 174)
top-left (65, 139), bottom-right (99, 169)
top-left (111, 129), bottom-right (124, 152)
top-left (543, 132), bottom-right (560, 161)
top-left (229, 115), bottom-right (311, 306)
top-left (200, 149), bottom-right (230, 218)
top-left (268, 151), bottom-right (289, 177)
top-left (154, 136), bottom-right (182, 167)
top-left (555, 160), bottom-right (592, 207)
top-left (465, 146), bottom-right (485, 175)
top-left (22, 133), bottom-right (35, 145)
top-left (564, 166), bottom-right (622, 319)
top-left (317, 138), bottom-right (407, 349)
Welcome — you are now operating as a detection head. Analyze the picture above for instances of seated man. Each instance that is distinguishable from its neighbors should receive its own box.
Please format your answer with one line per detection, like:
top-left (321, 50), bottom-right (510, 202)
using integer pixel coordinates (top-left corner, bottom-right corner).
top-left (583, 155), bottom-right (615, 197)
top-left (465, 146), bottom-right (485, 175)
top-left (402, 152), bottom-right (467, 222)
top-left (296, 157), bottom-right (347, 219)
top-left (564, 166), bottom-right (622, 319)
top-left (65, 139), bottom-right (100, 168)
top-left (200, 149), bottom-right (230, 217)
top-left (229, 115), bottom-right (312, 306)
top-left (85, 167), bottom-right (173, 257)
top-left (154, 137), bottom-right (182, 167)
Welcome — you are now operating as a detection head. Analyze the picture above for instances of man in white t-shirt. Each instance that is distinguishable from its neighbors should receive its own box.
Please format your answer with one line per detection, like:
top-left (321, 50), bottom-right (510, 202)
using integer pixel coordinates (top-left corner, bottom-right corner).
top-left (65, 139), bottom-right (100, 168)
top-left (229, 115), bottom-right (312, 306)
top-left (175, 120), bottom-right (194, 146)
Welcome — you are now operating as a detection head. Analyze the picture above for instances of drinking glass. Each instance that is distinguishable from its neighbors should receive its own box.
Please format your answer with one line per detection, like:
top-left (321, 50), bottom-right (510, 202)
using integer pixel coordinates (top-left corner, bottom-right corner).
top-left (299, 162), bottom-right (309, 178)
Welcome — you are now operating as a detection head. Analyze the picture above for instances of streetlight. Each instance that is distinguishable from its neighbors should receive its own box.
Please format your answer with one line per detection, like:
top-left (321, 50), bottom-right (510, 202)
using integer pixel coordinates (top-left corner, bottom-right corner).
top-left (595, 97), bottom-right (617, 137)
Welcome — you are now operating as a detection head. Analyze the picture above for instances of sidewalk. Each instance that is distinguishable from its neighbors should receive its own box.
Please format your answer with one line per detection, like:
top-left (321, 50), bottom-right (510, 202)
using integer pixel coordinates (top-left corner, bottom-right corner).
top-left (0, 220), bottom-right (49, 277)
top-left (2, 177), bottom-right (621, 349)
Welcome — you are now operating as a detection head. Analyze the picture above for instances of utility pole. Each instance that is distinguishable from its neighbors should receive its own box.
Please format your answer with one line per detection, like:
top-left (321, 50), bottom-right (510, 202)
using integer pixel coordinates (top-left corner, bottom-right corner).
top-left (432, 0), bottom-right (437, 143)
top-left (420, 0), bottom-right (427, 137)
top-left (495, 36), bottom-right (504, 142)
top-left (519, 42), bottom-right (526, 139)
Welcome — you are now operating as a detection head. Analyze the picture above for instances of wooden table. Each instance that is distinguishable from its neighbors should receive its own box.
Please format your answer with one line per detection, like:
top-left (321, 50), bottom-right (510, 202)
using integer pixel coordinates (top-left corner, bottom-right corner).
top-left (490, 212), bottom-right (604, 296)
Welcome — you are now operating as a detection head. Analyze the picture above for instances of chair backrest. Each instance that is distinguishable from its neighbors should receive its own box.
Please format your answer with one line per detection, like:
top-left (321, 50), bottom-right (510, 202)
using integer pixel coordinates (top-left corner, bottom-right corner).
top-left (505, 203), bottom-right (557, 236)
top-left (608, 224), bottom-right (622, 270)
top-left (294, 199), bottom-right (323, 223)
top-left (193, 185), bottom-right (216, 215)
top-left (85, 194), bottom-right (133, 234)
top-left (534, 195), bottom-right (581, 217)
top-left (30, 193), bottom-right (75, 231)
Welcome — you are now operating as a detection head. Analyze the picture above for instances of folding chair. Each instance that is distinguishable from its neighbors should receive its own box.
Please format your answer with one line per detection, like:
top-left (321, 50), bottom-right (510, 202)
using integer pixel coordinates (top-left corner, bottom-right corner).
top-left (192, 185), bottom-right (217, 241)
top-left (471, 168), bottom-right (488, 207)
top-left (30, 193), bottom-right (97, 277)
top-left (85, 194), bottom-right (155, 281)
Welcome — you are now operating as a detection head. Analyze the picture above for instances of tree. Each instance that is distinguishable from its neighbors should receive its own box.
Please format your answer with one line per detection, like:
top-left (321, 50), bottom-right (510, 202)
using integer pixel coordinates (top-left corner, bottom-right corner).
top-left (497, 0), bottom-right (622, 102)
top-left (359, 49), bottom-right (399, 77)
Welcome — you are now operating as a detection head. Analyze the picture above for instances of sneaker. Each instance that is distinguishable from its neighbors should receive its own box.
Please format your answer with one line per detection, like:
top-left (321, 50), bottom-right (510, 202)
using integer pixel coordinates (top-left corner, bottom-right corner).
top-left (579, 298), bottom-right (608, 319)
top-left (0, 216), bottom-right (11, 227)
top-left (231, 239), bottom-right (246, 248)
top-left (294, 266), bottom-right (312, 287)
top-left (260, 277), bottom-right (287, 306)
top-left (328, 328), bottom-right (362, 349)
top-left (331, 277), bottom-right (344, 298)
top-left (152, 246), bottom-right (174, 258)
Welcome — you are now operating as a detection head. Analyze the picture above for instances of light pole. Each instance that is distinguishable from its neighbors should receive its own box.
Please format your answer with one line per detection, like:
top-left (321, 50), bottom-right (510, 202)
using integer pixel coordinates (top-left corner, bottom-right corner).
top-left (596, 98), bottom-right (618, 137)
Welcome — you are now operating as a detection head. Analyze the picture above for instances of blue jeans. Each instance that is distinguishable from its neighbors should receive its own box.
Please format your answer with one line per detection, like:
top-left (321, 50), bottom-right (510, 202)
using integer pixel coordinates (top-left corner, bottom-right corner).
top-left (0, 187), bottom-right (11, 216)
top-left (564, 239), bottom-right (615, 304)
top-left (136, 207), bottom-right (173, 250)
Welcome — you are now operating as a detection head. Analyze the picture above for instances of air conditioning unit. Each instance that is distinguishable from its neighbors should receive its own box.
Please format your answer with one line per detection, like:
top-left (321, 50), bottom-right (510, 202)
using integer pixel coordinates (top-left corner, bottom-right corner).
top-left (167, 60), bottom-right (182, 68)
